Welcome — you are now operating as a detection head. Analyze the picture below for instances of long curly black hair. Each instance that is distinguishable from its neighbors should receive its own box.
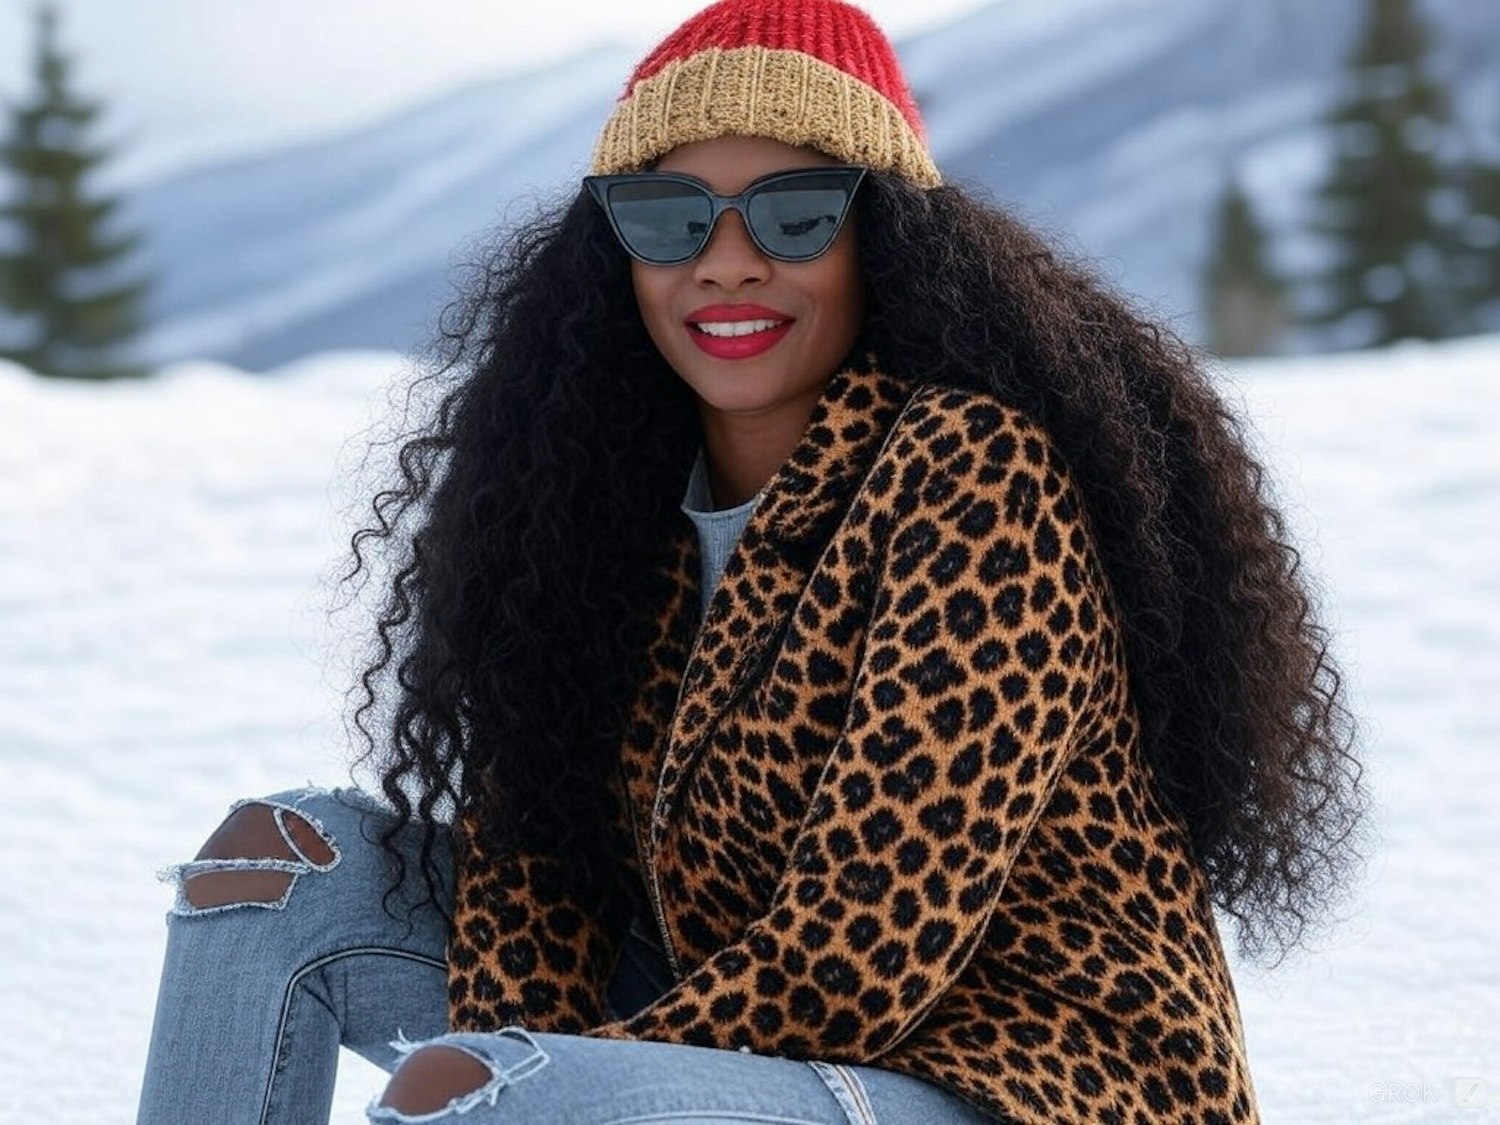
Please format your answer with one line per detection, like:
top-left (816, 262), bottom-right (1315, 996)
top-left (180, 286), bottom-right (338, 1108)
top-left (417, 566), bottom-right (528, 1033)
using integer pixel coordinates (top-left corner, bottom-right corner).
top-left (342, 170), bottom-right (1364, 962)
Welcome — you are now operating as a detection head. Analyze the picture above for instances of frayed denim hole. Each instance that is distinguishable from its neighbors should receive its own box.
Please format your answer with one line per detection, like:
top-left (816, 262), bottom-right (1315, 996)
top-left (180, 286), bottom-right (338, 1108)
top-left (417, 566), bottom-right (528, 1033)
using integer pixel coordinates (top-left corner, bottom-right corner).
top-left (159, 856), bottom-right (305, 915)
top-left (229, 796), bottom-right (339, 871)
top-left (486, 1026), bottom-right (551, 1084)
top-left (270, 804), bottom-right (339, 870)
top-left (368, 1041), bottom-right (521, 1123)
top-left (157, 795), bottom-right (344, 914)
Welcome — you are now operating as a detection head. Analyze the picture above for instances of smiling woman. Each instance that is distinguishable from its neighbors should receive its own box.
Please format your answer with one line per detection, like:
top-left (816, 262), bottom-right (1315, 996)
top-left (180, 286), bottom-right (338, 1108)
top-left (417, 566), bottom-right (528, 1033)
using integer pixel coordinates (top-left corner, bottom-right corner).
top-left (621, 137), bottom-right (867, 508)
top-left (136, 1), bottom-right (1363, 1123)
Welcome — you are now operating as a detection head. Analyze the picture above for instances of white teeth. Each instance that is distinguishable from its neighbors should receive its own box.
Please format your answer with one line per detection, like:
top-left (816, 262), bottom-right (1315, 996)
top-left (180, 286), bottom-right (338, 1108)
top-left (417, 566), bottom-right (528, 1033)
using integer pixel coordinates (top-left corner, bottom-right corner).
top-left (693, 319), bottom-right (785, 338)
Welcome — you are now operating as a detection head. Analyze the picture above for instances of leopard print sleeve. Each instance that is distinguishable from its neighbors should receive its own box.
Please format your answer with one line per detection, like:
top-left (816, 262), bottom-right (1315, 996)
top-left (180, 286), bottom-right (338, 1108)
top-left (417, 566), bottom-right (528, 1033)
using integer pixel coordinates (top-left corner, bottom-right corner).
top-left (585, 396), bottom-right (1112, 1059)
top-left (447, 808), bottom-right (628, 1033)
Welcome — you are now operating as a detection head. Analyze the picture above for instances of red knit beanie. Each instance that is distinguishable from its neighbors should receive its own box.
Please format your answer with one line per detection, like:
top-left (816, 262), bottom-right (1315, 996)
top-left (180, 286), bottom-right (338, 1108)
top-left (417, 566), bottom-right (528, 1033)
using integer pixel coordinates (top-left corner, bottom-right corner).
top-left (590, 0), bottom-right (940, 188)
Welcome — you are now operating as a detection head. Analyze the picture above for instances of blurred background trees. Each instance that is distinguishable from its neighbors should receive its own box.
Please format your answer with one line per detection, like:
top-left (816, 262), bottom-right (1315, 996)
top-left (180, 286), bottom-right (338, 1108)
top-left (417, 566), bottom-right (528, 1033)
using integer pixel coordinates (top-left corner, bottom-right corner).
top-left (0, 0), bottom-right (1490, 373)
top-left (1304, 0), bottom-right (1475, 347)
top-left (1203, 173), bottom-right (1289, 357)
top-left (1203, 0), bottom-right (1499, 357)
top-left (0, 3), bottom-right (151, 379)
top-left (1457, 148), bottom-right (1500, 330)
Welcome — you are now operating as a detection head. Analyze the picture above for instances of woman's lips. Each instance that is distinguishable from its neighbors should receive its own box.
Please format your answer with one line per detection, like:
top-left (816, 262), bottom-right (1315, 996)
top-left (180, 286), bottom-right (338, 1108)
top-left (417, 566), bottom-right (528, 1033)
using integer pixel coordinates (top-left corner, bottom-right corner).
top-left (685, 304), bottom-right (794, 361)
top-left (688, 320), bottom-right (794, 359)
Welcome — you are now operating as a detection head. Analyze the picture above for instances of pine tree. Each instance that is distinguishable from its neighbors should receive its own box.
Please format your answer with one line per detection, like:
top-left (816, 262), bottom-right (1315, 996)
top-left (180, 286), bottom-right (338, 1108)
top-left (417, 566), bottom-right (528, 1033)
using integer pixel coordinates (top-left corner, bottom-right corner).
top-left (1203, 172), bottom-right (1288, 357)
top-left (1305, 0), bottom-right (1471, 348)
top-left (1455, 156), bottom-right (1500, 332)
top-left (0, 3), bottom-right (151, 379)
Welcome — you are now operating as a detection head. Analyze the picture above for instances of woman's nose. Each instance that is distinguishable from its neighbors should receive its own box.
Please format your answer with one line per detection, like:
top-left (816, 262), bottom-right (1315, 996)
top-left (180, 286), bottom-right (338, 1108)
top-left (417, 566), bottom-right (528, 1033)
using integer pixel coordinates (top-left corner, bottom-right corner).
top-left (693, 209), bottom-right (769, 289)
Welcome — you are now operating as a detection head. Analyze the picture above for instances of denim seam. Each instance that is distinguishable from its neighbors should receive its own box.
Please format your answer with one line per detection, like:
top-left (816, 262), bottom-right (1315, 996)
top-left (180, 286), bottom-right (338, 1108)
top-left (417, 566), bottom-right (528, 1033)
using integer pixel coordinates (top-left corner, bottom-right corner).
top-left (263, 964), bottom-right (301, 1125)
top-left (259, 946), bottom-right (448, 1125)
top-left (832, 1064), bottom-right (878, 1125)
top-left (805, 1060), bottom-right (875, 1125)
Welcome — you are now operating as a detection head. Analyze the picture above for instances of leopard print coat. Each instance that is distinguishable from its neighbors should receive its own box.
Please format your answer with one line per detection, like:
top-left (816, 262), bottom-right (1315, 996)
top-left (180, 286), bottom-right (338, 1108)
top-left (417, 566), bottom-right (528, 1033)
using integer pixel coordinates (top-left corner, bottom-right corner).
top-left (447, 360), bottom-right (1260, 1124)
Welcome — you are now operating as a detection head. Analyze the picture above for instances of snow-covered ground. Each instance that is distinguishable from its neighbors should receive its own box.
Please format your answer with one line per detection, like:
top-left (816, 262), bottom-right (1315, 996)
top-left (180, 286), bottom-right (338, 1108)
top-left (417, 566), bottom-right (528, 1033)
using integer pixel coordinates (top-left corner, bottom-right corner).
top-left (1, 338), bottom-right (1496, 1122)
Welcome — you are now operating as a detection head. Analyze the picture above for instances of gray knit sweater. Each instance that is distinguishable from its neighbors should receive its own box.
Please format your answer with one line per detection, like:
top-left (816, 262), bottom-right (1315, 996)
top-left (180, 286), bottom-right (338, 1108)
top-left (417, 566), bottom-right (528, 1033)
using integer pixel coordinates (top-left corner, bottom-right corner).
top-left (680, 444), bottom-right (761, 621)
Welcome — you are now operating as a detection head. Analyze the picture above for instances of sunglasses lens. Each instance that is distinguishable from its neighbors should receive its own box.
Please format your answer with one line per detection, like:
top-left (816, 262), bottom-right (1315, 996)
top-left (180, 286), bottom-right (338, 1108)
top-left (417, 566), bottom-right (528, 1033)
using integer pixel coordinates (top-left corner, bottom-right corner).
top-left (606, 180), bottom-right (713, 263)
top-left (746, 175), bottom-right (854, 260)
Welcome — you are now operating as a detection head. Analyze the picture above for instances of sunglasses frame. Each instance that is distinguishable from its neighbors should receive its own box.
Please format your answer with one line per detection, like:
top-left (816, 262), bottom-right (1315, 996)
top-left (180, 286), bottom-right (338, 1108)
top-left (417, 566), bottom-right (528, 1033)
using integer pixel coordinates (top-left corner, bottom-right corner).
top-left (583, 165), bottom-right (868, 265)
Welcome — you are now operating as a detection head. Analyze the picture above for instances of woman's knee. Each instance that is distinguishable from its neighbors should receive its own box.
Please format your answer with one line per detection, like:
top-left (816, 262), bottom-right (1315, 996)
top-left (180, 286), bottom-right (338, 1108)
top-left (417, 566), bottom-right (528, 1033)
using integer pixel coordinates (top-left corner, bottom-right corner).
top-left (165, 788), bottom-right (360, 913)
top-left (370, 1030), bottom-right (551, 1122)
top-left (374, 1044), bottom-right (495, 1118)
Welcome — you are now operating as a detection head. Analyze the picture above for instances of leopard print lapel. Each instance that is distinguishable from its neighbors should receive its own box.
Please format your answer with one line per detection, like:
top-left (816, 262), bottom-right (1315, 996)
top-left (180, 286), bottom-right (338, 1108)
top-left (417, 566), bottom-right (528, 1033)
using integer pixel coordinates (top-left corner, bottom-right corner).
top-left (615, 360), bottom-right (918, 918)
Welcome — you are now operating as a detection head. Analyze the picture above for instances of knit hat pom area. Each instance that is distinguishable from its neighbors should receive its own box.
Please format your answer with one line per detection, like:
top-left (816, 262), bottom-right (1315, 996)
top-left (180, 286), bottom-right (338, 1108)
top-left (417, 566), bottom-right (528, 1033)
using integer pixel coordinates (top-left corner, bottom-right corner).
top-left (589, 0), bottom-right (940, 188)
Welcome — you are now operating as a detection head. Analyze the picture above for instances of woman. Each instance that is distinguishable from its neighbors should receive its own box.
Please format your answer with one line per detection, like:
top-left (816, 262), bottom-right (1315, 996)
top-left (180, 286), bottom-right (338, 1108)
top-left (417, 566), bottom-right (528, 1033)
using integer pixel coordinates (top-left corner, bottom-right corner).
top-left (138, 1), bottom-right (1364, 1122)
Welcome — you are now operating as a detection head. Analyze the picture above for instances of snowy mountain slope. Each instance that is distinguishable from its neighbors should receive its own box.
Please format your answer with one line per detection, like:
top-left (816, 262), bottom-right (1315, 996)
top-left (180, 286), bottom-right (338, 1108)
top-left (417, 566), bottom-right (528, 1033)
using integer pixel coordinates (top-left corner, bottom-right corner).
top-left (910, 0), bottom-right (1500, 340)
top-left (1, 338), bottom-right (1497, 1121)
top-left (130, 46), bottom-right (634, 367)
top-left (122, 0), bottom-right (1500, 371)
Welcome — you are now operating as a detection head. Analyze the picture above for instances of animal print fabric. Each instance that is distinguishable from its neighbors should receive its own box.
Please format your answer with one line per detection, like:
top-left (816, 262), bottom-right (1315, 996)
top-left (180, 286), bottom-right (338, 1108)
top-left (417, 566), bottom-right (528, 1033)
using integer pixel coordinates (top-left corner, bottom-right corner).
top-left (448, 361), bottom-right (1259, 1124)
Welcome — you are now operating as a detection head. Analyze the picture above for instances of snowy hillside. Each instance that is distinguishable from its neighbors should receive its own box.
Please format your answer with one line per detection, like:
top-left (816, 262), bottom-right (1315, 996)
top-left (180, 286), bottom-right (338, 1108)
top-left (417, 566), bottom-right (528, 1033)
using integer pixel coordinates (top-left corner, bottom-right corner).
top-left (123, 0), bottom-right (1500, 371)
top-left (2, 338), bottom-right (1498, 1122)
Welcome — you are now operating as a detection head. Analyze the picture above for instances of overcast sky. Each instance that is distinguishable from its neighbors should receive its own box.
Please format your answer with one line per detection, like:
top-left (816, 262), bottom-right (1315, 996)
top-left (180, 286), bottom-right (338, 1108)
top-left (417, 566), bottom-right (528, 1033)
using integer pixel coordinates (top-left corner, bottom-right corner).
top-left (0, 0), bottom-right (996, 184)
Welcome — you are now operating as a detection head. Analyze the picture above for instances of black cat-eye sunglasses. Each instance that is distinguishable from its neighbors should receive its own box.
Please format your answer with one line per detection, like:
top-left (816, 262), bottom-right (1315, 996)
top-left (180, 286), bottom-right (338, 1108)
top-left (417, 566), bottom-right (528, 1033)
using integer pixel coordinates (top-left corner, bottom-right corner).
top-left (583, 166), bottom-right (868, 265)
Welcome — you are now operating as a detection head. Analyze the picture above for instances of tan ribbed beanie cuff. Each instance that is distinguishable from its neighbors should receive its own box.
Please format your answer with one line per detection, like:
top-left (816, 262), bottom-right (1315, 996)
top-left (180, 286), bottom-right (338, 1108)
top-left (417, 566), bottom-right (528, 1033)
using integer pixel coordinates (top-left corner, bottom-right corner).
top-left (589, 0), bottom-right (941, 188)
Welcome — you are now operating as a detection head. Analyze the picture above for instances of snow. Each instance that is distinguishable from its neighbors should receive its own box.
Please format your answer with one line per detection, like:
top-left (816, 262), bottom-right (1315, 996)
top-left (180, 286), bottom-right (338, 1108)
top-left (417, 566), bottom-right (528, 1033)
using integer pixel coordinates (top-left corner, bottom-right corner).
top-left (2, 338), bottom-right (1498, 1122)
top-left (1217, 338), bottom-right (1500, 1121)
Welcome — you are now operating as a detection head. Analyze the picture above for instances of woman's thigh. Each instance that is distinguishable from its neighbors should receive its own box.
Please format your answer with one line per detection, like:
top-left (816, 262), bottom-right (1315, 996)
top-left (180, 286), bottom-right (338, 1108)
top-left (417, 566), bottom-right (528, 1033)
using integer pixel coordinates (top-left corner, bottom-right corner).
top-left (367, 1027), bottom-right (995, 1125)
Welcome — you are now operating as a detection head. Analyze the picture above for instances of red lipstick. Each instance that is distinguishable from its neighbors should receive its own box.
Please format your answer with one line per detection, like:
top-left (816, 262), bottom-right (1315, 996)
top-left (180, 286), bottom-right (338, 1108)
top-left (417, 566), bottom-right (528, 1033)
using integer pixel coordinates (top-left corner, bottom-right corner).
top-left (684, 304), bottom-right (794, 361)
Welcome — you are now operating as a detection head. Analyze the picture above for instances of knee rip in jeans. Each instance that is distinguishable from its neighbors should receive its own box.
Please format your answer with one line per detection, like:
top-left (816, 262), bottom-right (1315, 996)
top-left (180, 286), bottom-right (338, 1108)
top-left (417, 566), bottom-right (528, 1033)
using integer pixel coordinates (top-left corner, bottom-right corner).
top-left (369, 1029), bottom-right (550, 1122)
top-left (158, 795), bottom-right (341, 915)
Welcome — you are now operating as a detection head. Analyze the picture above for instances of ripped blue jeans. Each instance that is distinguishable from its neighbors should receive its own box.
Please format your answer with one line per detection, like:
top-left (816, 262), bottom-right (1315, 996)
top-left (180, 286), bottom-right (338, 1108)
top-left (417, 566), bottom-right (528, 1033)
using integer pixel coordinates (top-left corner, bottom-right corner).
top-left (137, 786), bottom-right (996, 1125)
